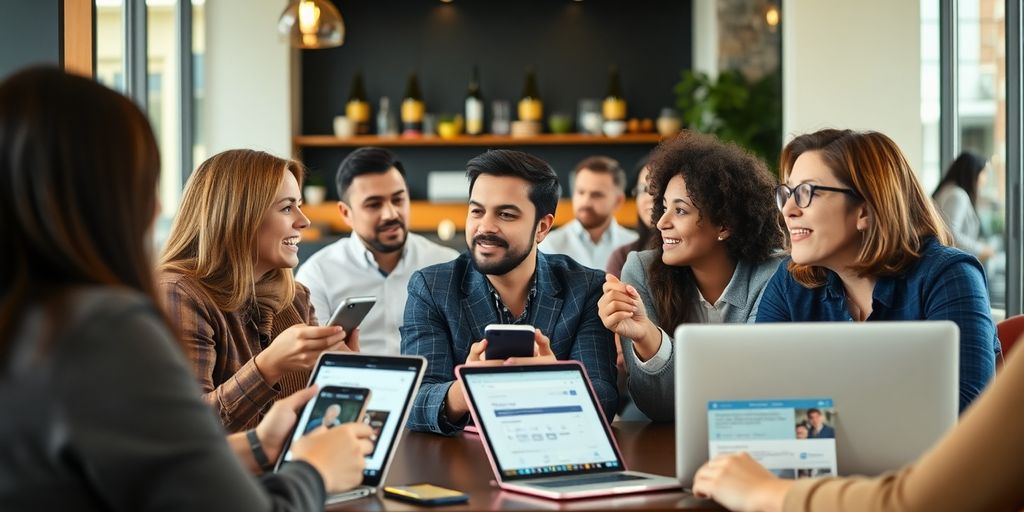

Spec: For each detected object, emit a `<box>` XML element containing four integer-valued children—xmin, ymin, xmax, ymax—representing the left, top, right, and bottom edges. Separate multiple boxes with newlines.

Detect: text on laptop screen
<box><xmin>285</xmin><ymin>357</ymin><xmax>418</xmax><ymax>481</ymax></box>
<box><xmin>462</xmin><ymin>368</ymin><xmax>621</xmax><ymax>480</ymax></box>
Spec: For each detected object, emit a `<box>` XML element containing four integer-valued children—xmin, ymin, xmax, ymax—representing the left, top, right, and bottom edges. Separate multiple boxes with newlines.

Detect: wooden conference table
<box><xmin>330</xmin><ymin>422</ymin><xmax>721</xmax><ymax>511</ymax></box>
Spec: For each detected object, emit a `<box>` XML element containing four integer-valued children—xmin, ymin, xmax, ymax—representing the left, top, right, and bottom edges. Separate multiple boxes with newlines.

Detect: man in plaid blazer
<box><xmin>400</xmin><ymin>150</ymin><xmax>618</xmax><ymax>435</ymax></box>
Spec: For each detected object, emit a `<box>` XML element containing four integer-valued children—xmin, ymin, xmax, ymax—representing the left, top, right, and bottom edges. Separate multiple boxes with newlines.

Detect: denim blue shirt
<box><xmin>756</xmin><ymin>237</ymin><xmax>999</xmax><ymax>413</ymax></box>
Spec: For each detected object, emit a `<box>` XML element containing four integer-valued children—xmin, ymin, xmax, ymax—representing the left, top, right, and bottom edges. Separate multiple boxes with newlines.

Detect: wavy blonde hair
<box><xmin>781</xmin><ymin>129</ymin><xmax>952</xmax><ymax>288</ymax></box>
<box><xmin>160</xmin><ymin>149</ymin><xmax>303</xmax><ymax>313</ymax></box>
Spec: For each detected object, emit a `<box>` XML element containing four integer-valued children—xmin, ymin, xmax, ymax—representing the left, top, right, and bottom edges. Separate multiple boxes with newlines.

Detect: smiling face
<box><xmin>341</xmin><ymin>167</ymin><xmax>409</xmax><ymax>254</ymax></box>
<box><xmin>466</xmin><ymin>174</ymin><xmax>550</xmax><ymax>276</ymax></box>
<box><xmin>254</xmin><ymin>169</ymin><xmax>309</xmax><ymax>277</ymax></box>
<box><xmin>656</xmin><ymin>174</ymin><xmax>728</xmax><ymax>267</ymax></box>
<box><xmin>572</xmin><ymin>167</ymin><xmax>623</xmax><ymax>230</ymax></box>
<box><xmin>782</xmin><ymin>151</ymin><xmax>868</xmax><ymax>271</ymax></box>
<box><xmin>635</xmin><ymin>165</ymin><xmax>655</xmax><ymax>228</ymax></box>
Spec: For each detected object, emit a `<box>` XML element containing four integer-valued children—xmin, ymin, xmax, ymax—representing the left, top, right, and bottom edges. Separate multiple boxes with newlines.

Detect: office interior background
<box><xmin>1</xmin><ymin>0</ymin><xmax>1021</xmax><ymax>314</ymax></box>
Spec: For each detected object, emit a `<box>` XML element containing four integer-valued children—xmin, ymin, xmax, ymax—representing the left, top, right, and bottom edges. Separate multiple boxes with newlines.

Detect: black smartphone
<box><xmin>275</xmin><ymin>385</ymin><xmax>370</xmax><ymax>469</ymax></box>
<box><xmin>483</xmin><ymin>324</ymin><xmax>535</xmax><ymax>360</ymax></box>
<box><xmin>383</xmin><ymin>484</ymin><xmax>469</xmax><ymax>506</ymax></box>
<box><xmin>328</xmin><ymin>296</ymin><xmax>376</xmax><ymax>332</ymax></box>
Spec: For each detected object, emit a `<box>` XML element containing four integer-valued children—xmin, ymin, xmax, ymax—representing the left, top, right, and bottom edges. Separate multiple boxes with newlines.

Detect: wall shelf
<box><xmin>294</xmin><ymin>133</ymin><xmax>664</xmax><ymax>148</ymax></box>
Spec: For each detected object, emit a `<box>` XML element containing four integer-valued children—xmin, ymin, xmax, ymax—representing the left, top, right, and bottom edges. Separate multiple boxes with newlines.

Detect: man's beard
<box><xmin>576</xmin><ymin>207</ymin><xmax>610</xmax><ymax>230</ymax></box>
<box><xmin>367</xmin><ymin>219</ymin><xmax>407</xmax><ymax>254</ymax></box>
<box><xmin>470</xmin><ymin>234</ymin><xmax>532</xmax><ymax>276</ymax></box>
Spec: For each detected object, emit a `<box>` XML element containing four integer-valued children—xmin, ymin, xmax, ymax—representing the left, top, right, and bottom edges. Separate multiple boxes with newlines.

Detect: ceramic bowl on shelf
<box><xmin>602</xmin><ymin>120</ymin><xmax>627</xmax><ymax>138</ymax></box>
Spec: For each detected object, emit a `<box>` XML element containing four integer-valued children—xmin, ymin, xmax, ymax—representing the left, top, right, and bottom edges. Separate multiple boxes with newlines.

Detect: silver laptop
<box><xmin>276</xmin><ymin>353</ymin><xmax>426</xmax><ymax>504</ymax></box>
<box><xmin>674</xmin><ymin>321</ymin><xmax>959</xmax><ymax>487</ymax></box>
<box><xmin>457</xmin><ymin>361</ymin><xmax>680</xmax><ymax>500</ymax></box>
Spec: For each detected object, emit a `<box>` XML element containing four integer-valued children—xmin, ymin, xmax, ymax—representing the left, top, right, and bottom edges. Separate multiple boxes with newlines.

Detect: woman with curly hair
<box><xmin>598</xmin><ymin>131</ymin><xmax>785</xmax><ymax>421</ymax></box>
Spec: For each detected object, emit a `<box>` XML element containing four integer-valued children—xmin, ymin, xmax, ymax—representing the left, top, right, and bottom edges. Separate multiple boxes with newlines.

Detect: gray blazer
<box><xmin>620</xmin><ymin>250</ymin><xmax>784</xmax><ymax>421</ymax></box>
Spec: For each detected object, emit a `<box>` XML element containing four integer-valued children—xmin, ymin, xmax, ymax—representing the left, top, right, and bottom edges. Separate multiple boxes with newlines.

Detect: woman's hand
<box><xmin>692</xmin><ymin>452</ymin><xmax>793</xmax><ymax>512</ymax></box>
<box><xmin>598</xmin><ymin>274</ymin><xmax>661</xmax><ymax>359</ymax></box>
<box><xmin>290</xmin><ymin>422</ymin><xmax>376</xmax><ymax>494</ymax></box>
<box><xmin>254</xmin><ymin>324</ymin><xmax>349</xmax><ymax>383</ymax></box>
<box><xmin>255</xmin><ymin>385</ymin><xmax>318</xmax><ymax>465</ymax></box>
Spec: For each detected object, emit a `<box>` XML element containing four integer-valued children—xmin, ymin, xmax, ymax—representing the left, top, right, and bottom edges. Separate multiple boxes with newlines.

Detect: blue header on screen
<box><xmin>708</xmin><ymin>398</ymin><xmax>833</xmax><ymax>410</ymax></box>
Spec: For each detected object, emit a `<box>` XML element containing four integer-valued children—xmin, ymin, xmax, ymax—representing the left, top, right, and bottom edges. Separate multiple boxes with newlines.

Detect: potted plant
<box><xmin>303</xmin><ymin>173</ymin><xmax>328</xmax><ymax>206</ymax></box>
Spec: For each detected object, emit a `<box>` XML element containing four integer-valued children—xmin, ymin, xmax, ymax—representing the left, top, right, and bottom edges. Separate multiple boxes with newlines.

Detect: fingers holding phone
<box><xmin>255</xmin><ymin>324</ymin><xmax>349</xmax><ymax>383</ymax></box>
<box><xmin>505</xmin><ymin>328</ymin><xmax>557</xmax><ymax>365</ymax></box>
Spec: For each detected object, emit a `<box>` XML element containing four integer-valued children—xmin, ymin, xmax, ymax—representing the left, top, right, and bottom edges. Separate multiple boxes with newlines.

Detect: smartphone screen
<box><xmin>279</xmin><ymin>386</ymin><xmax>369</xmax><ymax>463</ymax></box>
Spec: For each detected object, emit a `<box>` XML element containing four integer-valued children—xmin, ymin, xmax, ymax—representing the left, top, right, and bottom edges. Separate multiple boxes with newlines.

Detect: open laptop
<box><xmin>674</xmin><ymin>321</ymin><xmax>959</xmax><ymax>487</ymax></box>
<box><xmin>277</xmin><ymin>352</ymin><xmax>426</xmax><ymax>504</ymax></box>
<box><xmin>457</xmin><ymin>361</ymin><xmax>680</xmax><ymax>500</ymax></box>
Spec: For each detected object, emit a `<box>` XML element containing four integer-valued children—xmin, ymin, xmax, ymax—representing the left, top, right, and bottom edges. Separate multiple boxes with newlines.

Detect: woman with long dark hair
<box><xmin>932</xmin><ymin>151</ymin><xmax>993</xmax><ymax>261</ymax></box>
<box><xmin>0</xmin><ymin>68</ymin><xmax>372</xmax><ymax>510</ymax></box>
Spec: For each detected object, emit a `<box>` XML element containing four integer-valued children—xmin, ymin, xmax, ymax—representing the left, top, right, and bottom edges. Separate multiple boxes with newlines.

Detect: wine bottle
<box><xmin>465</xmin><ymin>65</ymin><xmax>484</xmax><ymax>136</ymax></box>
<box><xmin>602</xmin><ymin>65</ymin><xmax>627</xmax><ymax>121</ymax></box>
<box><xmin>517</xmin><ymin>65</ymin><xmax>543</xmax><ymax>122</ymax></box>
<box><xmin>401</xmin><ymin>70</ymin><xmax>425</xmax><ymax>136</ymax></box>
<box><xmin>345</xmin><ymin>70</ymin><xmax>371</xmax><ymax>135</ymax></box>
<box><xmin>376</xmin><ymin>96</ymin><xmax>398</xmax><ymax>137</ymax></box>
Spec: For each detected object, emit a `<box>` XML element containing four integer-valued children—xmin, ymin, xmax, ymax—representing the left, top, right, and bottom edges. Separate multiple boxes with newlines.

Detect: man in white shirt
<box><xmin>296</xmin><ymin>147</ymin><xmax>459</xmax><ymax>355</ymax></box>
<box><xmin>539</xmin><ymin>155</ymin><xmax>637</xmax><ymax>269</ymax></box>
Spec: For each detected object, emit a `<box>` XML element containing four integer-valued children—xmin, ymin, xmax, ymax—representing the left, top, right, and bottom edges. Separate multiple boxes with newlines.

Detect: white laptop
<box><xmin>457</xmin><ymin>361</ymin><xmax>680</xmax><ymax>500</ymax></box>
<box><xmin>674</xmin><ymin>321</ymin><xmax>959</xmax><ymax>487</ymax></box>
<box><xmin>276</xmin><ymin>353</ymin><xmax>426</xmax><ymax>504</ymax></box>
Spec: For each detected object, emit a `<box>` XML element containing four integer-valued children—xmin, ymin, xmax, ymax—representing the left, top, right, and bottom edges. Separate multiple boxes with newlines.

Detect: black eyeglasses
<box><xmin>775</xmin><ymin>183</ymin><xmax>861</xmax><ymax>211</ymax></box>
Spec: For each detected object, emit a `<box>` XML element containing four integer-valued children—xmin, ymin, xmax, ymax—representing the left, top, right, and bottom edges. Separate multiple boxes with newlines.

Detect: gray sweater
<box><xmin>0</xmin><ymin>287</ymin><xmax>325</xmax><ymax>511</ymax></box>
<box><xmin>619</xmin><ymin>250</ymin><xmax>784</xmax><ymax>421</ymax></box>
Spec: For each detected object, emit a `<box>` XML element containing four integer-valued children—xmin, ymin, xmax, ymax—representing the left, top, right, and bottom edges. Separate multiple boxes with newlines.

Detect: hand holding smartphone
<box><xmin>328</xmin><ymin>296</ymin><xmax>376</xmax><ymax>332</ymax></box>
<box><xmin>483</xmin><ymin>324</ymin><xmax>535</xmax><ymax>360</ymax></box>
<box><xmin>276</xmin><ymin>385</ymin><xmax>371</xmax><ymax>468</ymax></box>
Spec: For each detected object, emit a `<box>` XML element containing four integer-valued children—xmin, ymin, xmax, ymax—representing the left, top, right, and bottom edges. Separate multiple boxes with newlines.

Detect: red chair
<box><xmin>995</xmin><ymin>314</ymin><xmax>1024</xmax><ymax>368</ymax></box>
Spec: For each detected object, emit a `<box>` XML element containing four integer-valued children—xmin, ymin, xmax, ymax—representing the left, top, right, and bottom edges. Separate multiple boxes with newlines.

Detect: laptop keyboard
<box><xmin>531</xmin><ymin>473</ymin><xmax>647</xmax><ymax>488</ymax></box>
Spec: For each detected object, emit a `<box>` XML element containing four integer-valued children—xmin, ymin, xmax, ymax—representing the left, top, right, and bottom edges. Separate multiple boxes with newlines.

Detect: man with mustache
<box><xmin>298</xmin><ymin>147</ymin><xmax>458</xmax><ymax>355</ymax></box>
<box><xmin>401</xmin><ymin>149</ymin><xmax>618</xmax><ymax>435</ymax></box>
<box><xmin>539</xmin><ymin>156</ymin><xmax>637</xmax><ymax>269</ymax></box>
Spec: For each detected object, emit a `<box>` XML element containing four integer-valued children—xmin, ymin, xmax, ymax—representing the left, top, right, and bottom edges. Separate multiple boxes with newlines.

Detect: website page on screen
<box><xmin>465</xmin><ymin>369</ymin><xmax>620</xmax><ymax>478</ymax></box>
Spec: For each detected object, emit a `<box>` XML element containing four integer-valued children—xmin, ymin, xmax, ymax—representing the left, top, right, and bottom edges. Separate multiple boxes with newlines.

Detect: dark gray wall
<box><xmin>299</xmin><ymin>0</ymin><xmax>692</xmax><ymax>200</ymax></box>
<box><xmin>0</xmin><ymin>0</ymin><xmax>62</xmax><ymax>79</ymax></box>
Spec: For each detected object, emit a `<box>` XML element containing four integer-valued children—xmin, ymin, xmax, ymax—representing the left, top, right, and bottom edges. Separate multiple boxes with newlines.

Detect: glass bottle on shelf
<box><xmin>465</xmin><ymin>65</ymin><xmax>484</xmax><ymax>136</ymax></box>
<box><xmin>602</xmin><ymin>65</ymin><xmax>627</xmax><ymax>121</ymax></box>
<box><xmin>517</xmin><ymin>65</ymin><xmax>543</xmax><ymax>123</ymax></box>
<box><xmin>345</xmin><ymin>70</ymin><xmax>371</xmax><ymax>135</ymax></box>
<box><xmin>376</xmin><ymin>96</ymin><xmax>398</xmax><ymax>137</ymax></box>
<box><xmin>401</xmin><ymin>70</ymin><xmax>425</xmax><ymax>137</ymax></box>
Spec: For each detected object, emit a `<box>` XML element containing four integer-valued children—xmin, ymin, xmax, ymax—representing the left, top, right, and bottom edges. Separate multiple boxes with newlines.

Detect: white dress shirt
<box><xmin>296</xmin><ymin>232</ymin><xmax>459</xmax><ymax>355</ymax></box>
<box><xmin>539</xmin><ymin>218</ymin><xmax>638</xmax><ymax>270</ymax></box>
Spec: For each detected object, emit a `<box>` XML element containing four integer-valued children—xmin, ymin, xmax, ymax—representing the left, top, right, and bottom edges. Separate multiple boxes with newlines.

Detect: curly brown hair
<box><xmin>645</xmin><ymin>131</ymin><xmax>784</xmax><ymax>328</ymax></box>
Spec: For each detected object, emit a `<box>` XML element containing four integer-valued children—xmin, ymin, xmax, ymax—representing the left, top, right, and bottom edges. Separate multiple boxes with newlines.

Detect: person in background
<box><xmin>606</xmin><ymin>156</ymin><xmax>658</xmax><ymax>278</ymax></box>
<box><xmin>692</xmin><ymin>347</ymin><xmax>1024</xmax><ymax>512</ymax></box>
<box><xmin>160</xmin><ymin>149</ymin><xmax>356</xmax><ymax>432</ymax></box>
<box><xmin>757</xmin><ymin>129</ymin><xmax>999</xmax><ymax>412</ymax></box>
<box><xmin>599</xmin><ymin>132</ymin><xmax>784</xmax><ymax>421</ymax></box>
<box><xmin>401</xmin><ymin>150</ymin><xmax>618</xmax><ymax>435</ymax></box>
<box><xmin>0</xmin><ymin>66</ymin><xmax>374</xmax><ymax>510</ymax></box>
<box><xmin>539</xmin><ymin>155</ymin><xmax>637</xmax><ymax>269</ymax></box>
<box><xmin>296</xmin><ymin>147</ymin><xmax>457</xmax><ymax>355</ymax></box>
<box><xmin>932</xmin><ymin>151</ymin><xmax>994</xmax><ymax>262</ymax></box>
<box><xmin>805</xmin><ymin>409</ymin><xmax>834</xmax><ymax>439</ymax></box>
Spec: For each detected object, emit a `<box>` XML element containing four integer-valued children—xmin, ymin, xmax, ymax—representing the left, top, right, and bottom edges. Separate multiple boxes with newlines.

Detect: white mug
<box><xmin>333</xmin><ymin>116</ymin><xmax>353</xmax><ymax>138</ymax></box>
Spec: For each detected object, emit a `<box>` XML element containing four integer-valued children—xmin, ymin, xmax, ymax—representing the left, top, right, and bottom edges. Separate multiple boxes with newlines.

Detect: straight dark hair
<box><xmin>0</xmin><ymin>67</ymin><xmax>160</xmax><ymax>363</ymax></box>
<box><xmin>466</xmin><ymin>149</ymin><xmax>561</xmax><ymax>223</ymax></box>
<box><xmin>335</xmin><ymin>146</ymin><xmax>407</xmax><ymax>201</ymax></box>
<box><xmin>933</xmin><ymin>151</ymin><xmax>986</xmax><ymax>206</ymax></box>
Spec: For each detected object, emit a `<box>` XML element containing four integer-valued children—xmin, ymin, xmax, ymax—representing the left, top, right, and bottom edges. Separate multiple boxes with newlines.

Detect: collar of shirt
<box><xmin>822</xmin><ymin>268</ymin><xmax>896</xmax><ymax>310</ymax></box>
<box><xmin>346</xmin><ymin>231</ymin><xmax>410</xmax><ymax>277</ymax></box>
<box><xmin>484</xmin><ymin>272</ymin><xmax>538</xmax><ymax>324</ymax></box>
<box><xmin>567</xmin><ymin>218</ymin><xmax>620</xmax><ymax>248</ymax></box>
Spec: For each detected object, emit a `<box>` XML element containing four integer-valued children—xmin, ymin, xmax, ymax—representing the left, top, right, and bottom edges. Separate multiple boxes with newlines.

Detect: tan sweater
<box><xmin>159</xmin><ymin>272</ymin><xmax>315</xmax><ymax>433</ymax></box>
<box><xmin>784</xmin><ymin>346</ymin><xmax>1024</xmax><ymax>512</ymax></box>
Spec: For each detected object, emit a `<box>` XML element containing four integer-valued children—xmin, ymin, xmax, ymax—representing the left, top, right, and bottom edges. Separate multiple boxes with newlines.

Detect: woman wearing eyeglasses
<box><xmin>757</xmin><ymin>129</ymin><xmax>999</xmax><ymax>412</ymax></box>
<box><xmin>598</xmin><ymin>131</ymin><xmax>785</xmax><ymax>421</ymax></box>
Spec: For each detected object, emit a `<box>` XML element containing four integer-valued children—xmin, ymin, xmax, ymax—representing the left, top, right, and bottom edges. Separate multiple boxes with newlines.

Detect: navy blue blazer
<box><xmin>400</xmin><ymin>251</ymin><xmax>618</xmax><ymax>435</ymax></box>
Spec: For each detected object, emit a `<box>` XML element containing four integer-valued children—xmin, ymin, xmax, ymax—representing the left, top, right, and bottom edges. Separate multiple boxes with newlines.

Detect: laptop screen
<box><xmin>460</xmin><ymin>364</ymin><xmax>624</xmax><ymax>482</ymax></box>
<box><xmin>280</xmin><ymin>354</ymin><xmax>424</xmax><ymax>487</ymax></box>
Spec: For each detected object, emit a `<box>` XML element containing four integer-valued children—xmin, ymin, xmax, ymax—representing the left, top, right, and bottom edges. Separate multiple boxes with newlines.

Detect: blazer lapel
<box><xmin>531</xmin><ymin>253</ymin><xmax>564</xmax><ymax>343</ymax></box>
<box><xmin>461</xmin><ymin>266</ymin><xmax>498</xmax><ymax>343</ymax></box>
